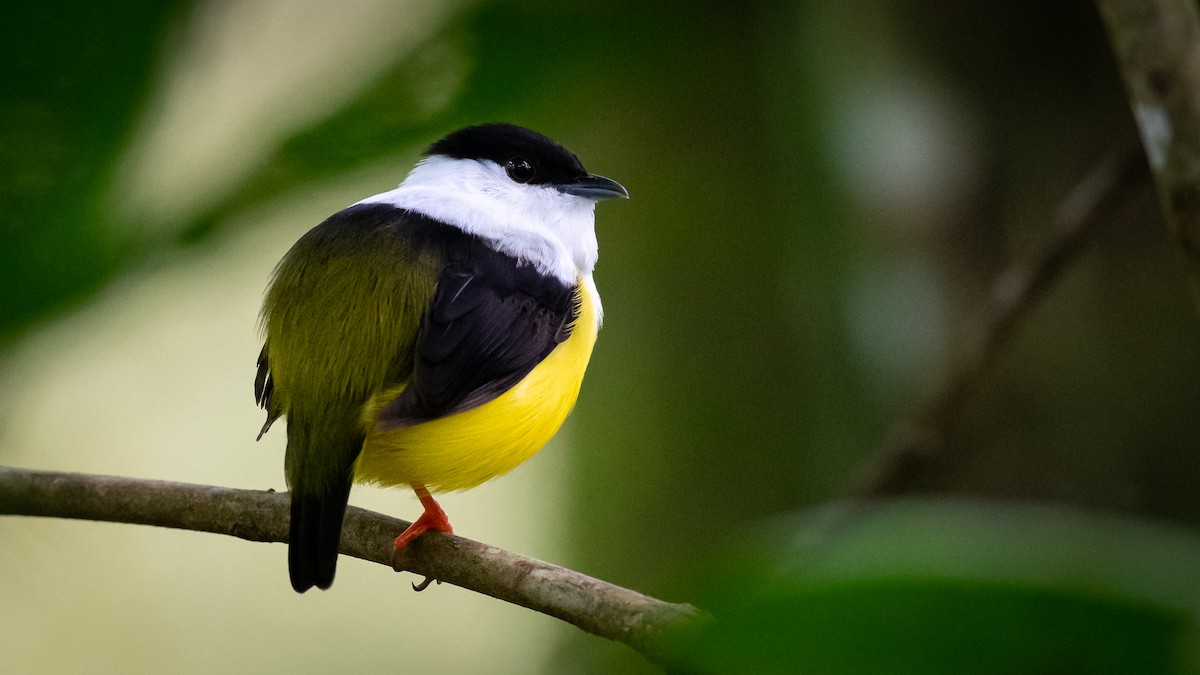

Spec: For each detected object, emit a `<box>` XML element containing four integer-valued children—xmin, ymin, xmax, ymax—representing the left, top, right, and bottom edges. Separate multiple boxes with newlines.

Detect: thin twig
<box><xmin>854</xmin><ymin>147</ymin><xmax>1148</xmax><ymax>498</ymax></box>
<box><xmin>1098</xmin><ymin>0</ymin><xmax>1200</xmax><ymax>312</ymax></box>
<box><xmin>0</xmin><ymin>466</ymin><xmax>708</xmax><ymax>668</ymax></box>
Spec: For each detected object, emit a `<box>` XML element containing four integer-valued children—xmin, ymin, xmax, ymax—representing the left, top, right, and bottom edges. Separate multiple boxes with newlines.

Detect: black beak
<box><xmin>556</xmin><ymin>174</ymin><xmax>629</xmax><ymax>200</ymax></box>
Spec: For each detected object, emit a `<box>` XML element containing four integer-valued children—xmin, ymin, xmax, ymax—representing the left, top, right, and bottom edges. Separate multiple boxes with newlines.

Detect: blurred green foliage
<box><xmin>694</xmin><ymin>581</ymin><xmax>1184</xmax><ymax>674</ymax></box>
<box><xmin>681</xmin><ymin>500</ymin><xmax>1200</xmax><ymax>673</ymax></box>
<box><xmin>0</xmin><ymin>2</ymin><xmax>188</xmax><ymax>343</ymax></box>
<box><xmin>6</xmin><ymin>0</ymin><xmax>1200</xmax><ymax>673</ymax></box>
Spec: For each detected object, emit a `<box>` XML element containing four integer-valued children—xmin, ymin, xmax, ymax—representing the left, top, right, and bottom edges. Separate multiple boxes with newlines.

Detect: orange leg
<box><xmin>394</xmin><ymin>484</ymin><xmax>454</xmax><ymax>553</ymax></box>
<box><xmin>394</xmin><ymin>484</ymin><xmax>453</xmax><ymax>591</ymax></box>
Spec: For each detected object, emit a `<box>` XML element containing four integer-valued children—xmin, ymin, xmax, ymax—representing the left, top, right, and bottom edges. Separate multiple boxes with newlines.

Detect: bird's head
<box><xmin>360</xmin><ymin>123</ymin><xmax>627</xmax><ymax>282</ymax></box>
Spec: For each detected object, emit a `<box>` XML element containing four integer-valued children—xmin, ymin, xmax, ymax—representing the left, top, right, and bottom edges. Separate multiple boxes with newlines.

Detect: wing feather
<box><xmin>378</xmin><ymin>242</ymin><xmax>578</xmax><ymax>427</ymax></box>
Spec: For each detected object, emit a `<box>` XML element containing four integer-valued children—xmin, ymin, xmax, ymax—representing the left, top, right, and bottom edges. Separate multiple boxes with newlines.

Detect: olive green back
<box><xmin>261</xmin><ymin>215</ymin><xmax>441</xmax><ymax>495</ymax></box>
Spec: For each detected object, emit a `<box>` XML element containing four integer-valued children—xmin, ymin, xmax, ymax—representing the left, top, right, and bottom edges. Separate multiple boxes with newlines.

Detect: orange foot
<box><xmin>393</xmin><ymin>484</ymin><xmax>453</xmax><ymax>590</ymax></box>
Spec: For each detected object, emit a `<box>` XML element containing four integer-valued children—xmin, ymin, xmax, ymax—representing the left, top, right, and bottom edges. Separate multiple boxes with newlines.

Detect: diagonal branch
<box><xmin>854</xmin><ymin>147</ymin><xmax>1148</xmax><ymax>497</ymax></box>
<box><xmin>0</xmin><ymin>466</ymin><xmax>707</xmax><ymax>667</ymax></box>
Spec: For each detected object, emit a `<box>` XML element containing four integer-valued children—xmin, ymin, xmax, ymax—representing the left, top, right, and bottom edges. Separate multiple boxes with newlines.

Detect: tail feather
<box><xmin>288</xmin><ymin>479</ymin><xmax>353</xmax><ymax>593</ymax></box>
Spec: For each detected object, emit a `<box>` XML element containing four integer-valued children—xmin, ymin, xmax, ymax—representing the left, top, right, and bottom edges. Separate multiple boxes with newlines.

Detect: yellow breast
<box><xmin>354</xmin><ymin>278</ymin><xmax>599</xmax><ymax>492</ymax></box>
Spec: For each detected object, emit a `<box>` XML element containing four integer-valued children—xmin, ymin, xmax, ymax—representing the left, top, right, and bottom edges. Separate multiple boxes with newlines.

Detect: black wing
<box><xmin>254</xmin><ymin>344</ymin><xmax>281</xmax><ymax>440</ymax></box>
<box><xmin>378</xmin><ymin>242</ymin><xmax>579</xmax><ymax>427</ymax></box>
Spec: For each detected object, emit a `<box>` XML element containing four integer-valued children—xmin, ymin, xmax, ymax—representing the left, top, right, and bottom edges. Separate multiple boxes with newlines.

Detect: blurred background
<box><xmin>3</xmin><ymin>1</ymin><xmax>1200</xmax><ymax>673</ymax></box>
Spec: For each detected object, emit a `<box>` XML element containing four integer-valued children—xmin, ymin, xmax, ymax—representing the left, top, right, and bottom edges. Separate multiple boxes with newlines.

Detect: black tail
<box><xmin>288</xmin><ymin>479</ymin><xmax>353</xmax><ymax>592</ymax></box>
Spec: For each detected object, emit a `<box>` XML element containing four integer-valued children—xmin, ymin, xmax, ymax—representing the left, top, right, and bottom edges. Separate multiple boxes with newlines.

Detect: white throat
<box><xmin>355</xmin><ymin>155</ymin><xmax>600</xmax><ymax>285</ymax></box>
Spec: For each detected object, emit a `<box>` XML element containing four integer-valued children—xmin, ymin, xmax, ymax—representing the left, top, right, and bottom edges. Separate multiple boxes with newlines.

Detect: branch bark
<box><xmin>0</xmin><ymin>466</ymin><xmax>707</xmax><ymax>667</ymax></box>
<box><xmin>1098</xmin><ymin>0</ymin><xmax>1200</xmax><ymax>312</ymax></box>
<box><xmin>854</xmin><ymin>0</ymin><xmax>1200</xmax><ymax>502</ymax></box>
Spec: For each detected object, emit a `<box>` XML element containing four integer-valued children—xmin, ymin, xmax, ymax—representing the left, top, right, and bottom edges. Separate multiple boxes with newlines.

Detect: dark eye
<box><xmin>504</xmin><ymin>157</ymin><xmax>535</xmax><ymax>183</ymax></box>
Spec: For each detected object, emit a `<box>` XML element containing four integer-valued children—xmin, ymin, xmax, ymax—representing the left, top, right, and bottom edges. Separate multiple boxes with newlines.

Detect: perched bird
<box><xmin>255</xmin><ymin>123</ymin><xmax>627</xmax><ymax>592</ymax></box>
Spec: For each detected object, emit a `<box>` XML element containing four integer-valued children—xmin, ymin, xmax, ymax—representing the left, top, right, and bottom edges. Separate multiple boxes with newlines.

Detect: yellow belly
<box><xmin>354</xmin><ymin>279</ymin><xmax>598</xmax><ymax>493</ymax></box>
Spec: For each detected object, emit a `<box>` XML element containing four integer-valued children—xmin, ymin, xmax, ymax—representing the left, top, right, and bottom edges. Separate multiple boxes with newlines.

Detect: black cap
<box><xmin>426</xmin><ymin>123</ymin><xmax>590</xmax><ymax>187</ymax></box>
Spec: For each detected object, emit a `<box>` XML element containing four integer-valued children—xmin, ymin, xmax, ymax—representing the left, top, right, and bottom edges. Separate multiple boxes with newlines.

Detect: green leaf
<box><xmin>680</xmin><ymin>499</ymin><xmax>1200</xmax><ymax>674</ymax></box>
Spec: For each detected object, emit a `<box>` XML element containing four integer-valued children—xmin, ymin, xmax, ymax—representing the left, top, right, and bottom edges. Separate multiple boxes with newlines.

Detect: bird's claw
<box><xmin>412</xmin><ymin>576</ymin><xmax>442</xmax><ymax>592</ymax></box>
